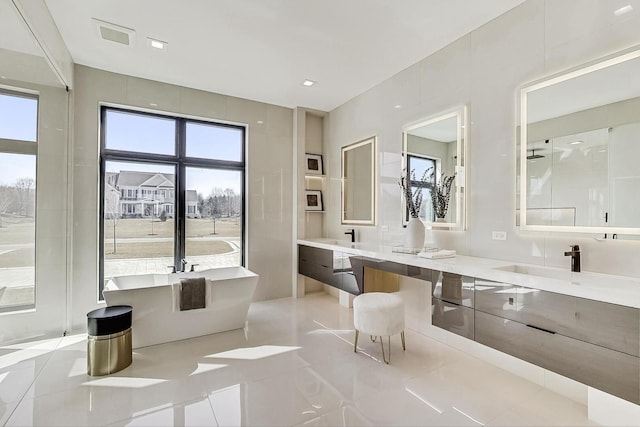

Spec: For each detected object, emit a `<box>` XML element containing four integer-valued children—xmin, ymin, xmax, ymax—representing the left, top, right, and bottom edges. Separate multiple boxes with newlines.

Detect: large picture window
<box><xmin>0</xmin><ymin>91</ymin><xmax>38</xmax><ymax>312</ymax></box>
<box><xmin>100</xmin><ymin>107</ymin><xmax>245</xmax><ymax>298</ymax></box>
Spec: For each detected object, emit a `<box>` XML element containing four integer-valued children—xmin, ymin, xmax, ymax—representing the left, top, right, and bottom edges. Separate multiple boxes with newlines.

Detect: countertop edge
<box><xmin>297</xmin><ymin>239</ymin><xmax>640</xmax><ymax>309</ymax></box>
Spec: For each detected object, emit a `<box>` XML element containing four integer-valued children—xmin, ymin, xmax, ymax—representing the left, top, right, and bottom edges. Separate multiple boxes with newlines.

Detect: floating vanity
<box><xmin>297</xmin><ymin>238</ymin><xmax>640</xmax><ymax>406</ymax></box>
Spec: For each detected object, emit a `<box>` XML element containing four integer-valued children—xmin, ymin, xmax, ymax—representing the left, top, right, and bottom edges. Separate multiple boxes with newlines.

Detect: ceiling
<box><xmin>0</xmin><ymin>1</ymin><xmax>62</xmax><ymax>87</ymax></box>
<box><xmin>45</xmin><ymin>0</ymin><xmax>525</xmax><ymax>111</ymax></box>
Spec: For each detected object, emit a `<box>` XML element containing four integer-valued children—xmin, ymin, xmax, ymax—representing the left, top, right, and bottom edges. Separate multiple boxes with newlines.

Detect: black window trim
<box><xmin>405</xmin><ymin>153</ymin><xmax>437</xmax><ymax>223</ymax></box>
<box><xmin>99</xmin><ymin>106</ymin><xmax>246</xmax><ymax>301</ymax></box>
<box><xmin>0</xmin><ymin>88</ymin><xmax>39</xmax><ymax>313</ymax></box>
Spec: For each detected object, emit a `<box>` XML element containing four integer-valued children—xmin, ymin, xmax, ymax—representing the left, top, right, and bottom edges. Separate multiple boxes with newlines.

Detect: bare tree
<box><xmin>0</xmin><ymin>185</ymin><xmax>14</xmax><ymax>228</ymax></box>
<box><xmin>224</xmin><ymin>188</ymin><xmax>235</xmax><ymax>217</ymax></box>
<box><xmin>14</xmin><ymin>177</ymin><xmax>34</xmax><ymax>217</ymax></box>
<box><xmin>207</xmin><ymin>188</ymin><xmax>224</xmax><ymax>234</ymax></box>
<box><xmin>104</xmin><ymin>185</ymin><xmax>121</xmax><ymax>253</ymax></box>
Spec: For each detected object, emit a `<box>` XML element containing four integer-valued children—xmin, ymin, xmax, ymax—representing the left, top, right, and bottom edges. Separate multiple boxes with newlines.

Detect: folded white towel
<box><xmin>418</xmin><ymin>249</ymin><xmax>456</xmax><ymax>259</ymax></box>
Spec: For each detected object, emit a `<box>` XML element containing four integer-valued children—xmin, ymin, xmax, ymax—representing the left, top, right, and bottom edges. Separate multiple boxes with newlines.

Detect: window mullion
<box><xmin>175</xmin><ymin>119</ymin><xmax>186</xmax><ymax>270</ymax></box>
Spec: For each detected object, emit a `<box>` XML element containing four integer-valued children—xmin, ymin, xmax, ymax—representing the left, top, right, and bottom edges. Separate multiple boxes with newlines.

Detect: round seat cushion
<box><xmin>353</xmin><ymin>292</ymin><xmax>405</xmax><ymax>337</ymax></box>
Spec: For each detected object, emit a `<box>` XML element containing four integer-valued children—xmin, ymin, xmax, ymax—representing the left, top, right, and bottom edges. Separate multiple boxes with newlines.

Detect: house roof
<box><xmin>186</xmin><ymin>190</ymin><xmax>198</xmax><ymax>203</ymax></box>
<box><xmin>116</xmin><ymin>171</ymin><xmax>175</xmax><ymax>188</ymax></box>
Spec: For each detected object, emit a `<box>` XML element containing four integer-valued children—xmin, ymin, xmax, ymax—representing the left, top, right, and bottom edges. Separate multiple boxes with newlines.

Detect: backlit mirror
<box><xmin>342</xmin><ymin>136</ymin><xmax>376</xmax><ymax>225</ymax></box>
<box><xmin>520</xmin><ymin>47</ymin><xmax>640</xmax><ymax>235</ymax></box>
<box><xmin>402</xmin><ymin>107</ymin><xmax>467</xmax><ymax>229</ymax></box>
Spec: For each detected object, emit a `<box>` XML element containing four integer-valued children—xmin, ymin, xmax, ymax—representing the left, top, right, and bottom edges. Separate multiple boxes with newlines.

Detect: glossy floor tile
<box><xmin>0</xmin><ymin>293</ymin><xmax>599</xmax><ymax>426</ymax></box>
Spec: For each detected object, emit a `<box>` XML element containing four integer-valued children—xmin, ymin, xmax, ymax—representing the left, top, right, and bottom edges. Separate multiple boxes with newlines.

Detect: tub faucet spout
<box><xmin>181</xmin><ymin>258</ymin><xmax>188</xmax><ymax>272</ymax></box>
<box><xmin>564</xmin><ymin>245</ymin><xmax>581</xmax><ymax>272</ymax></box>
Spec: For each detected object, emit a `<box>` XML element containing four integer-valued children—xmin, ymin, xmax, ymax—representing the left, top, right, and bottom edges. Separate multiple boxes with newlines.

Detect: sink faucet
<box><xmin>344</xmin><ymin>228</ymin><xmax>355</xmax><ymax>243</ymax></box>
<box><xmin>564</xmin><ymin>245</ymin><xmax>581</xmax><ymax>272</ymax></box>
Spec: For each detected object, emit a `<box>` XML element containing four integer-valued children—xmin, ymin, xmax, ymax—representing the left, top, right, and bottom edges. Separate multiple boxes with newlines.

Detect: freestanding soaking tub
<box><xmin>103</xmin><ymin>267</ymin><xmax>258</xmax><ymax>348</ymax></box>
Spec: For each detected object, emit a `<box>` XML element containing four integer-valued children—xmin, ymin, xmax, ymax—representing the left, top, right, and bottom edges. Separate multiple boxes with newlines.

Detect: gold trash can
<box><xmin>87</xmin><ymin>305</ymin><xmax>133</xmax><ymax>376</ymax></box>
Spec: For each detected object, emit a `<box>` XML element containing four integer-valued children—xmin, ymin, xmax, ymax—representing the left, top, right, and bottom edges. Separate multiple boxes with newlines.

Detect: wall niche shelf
<box><xmin>295</xmin><ymin>108</ymin><xmax>329</xmax><ymax>297</ymax></box>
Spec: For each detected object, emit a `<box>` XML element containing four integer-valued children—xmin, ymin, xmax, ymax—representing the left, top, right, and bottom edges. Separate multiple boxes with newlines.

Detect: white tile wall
<box><xmin>324</xmin><ymin>0</ymin><xmax>640</xmax><ymax>277</ymax></box>
<box><xmin>71</xmin><ymin>65</ymin><xmax>294</xmax><ymax>330</ymax></box>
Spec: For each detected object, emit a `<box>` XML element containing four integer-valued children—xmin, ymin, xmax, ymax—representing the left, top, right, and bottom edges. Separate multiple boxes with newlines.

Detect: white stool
<box><xmin>353</xmin><ymin>292</ymin><xmax>406</xmax><ymax>364</ymax></box>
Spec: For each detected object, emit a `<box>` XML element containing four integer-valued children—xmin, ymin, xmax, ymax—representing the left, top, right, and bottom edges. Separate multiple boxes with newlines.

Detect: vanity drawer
<box><xmin>516</xmin><ymin>288</ymin><xmax>640</xmax><ymax>356</ymax></box>
<box><xmin>432</xmin><ymin>272</ymin><xmax>475</xmax><ymax>308</ymax></box>
<box><xmin>514</xmin><ymin>287</ymin><xmax>577</xmax><ymax>336</ymax></box>
<box><xmin>572</xmin><ymin>298</ymin><xmax>639</xmax><ymax>357</ymax></box>
<box><xmin>474</xmin><ymin>278</ymin><xmax>518</xmax><ymax>317</ymax></box>
<box><xmin>298</xmin><ymin>245</ymin><xmax>333</xmax><ymax>267</ymax></box>
<box><xmin>298</xmin><ymin>259</ymin><xmax>338</xmax><ymax>287</ymax></box>
<box><xmin>432</xmin><ymin>298</ymin><xmax>474</xmax><ymax>340</ymax></box>
<box><xmin>475</xmin><ymin>311</ymin><xmax>640</xmax><ymax>404</ymax></box>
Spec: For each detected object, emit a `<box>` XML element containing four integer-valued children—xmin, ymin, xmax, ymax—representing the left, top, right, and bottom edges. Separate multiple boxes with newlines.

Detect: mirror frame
<box><xmin>402</xmin><ymin>106</ymin><xmax>467</xmax><ymax>229</ymax></box>
<box><xmin>519</xmin><ymin>46</ymin><xmax>640</xmax><ymax>235</ymax></box>
<box><xmin>341</xmin><ymin>136</ymin><xmax>377</xmax><ymax>225</ymax></box>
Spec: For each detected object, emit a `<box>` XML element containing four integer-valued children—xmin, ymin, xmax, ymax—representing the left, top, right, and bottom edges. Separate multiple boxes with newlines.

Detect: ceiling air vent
<box><xmin>93</xmin><ymin>18</ymin><xmax>136</xmax><ymax>46</ymax></box>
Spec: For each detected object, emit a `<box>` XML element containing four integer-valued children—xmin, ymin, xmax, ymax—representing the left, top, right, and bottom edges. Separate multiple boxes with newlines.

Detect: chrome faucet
<box><xmin>564</xmin><ymin>245</ymin><xmax>581</xmax><ymax>272</ymax></box>
<box><xmin>345</xmin><ymin>228</ymin><xmax>355</xmax><ymax>243</ymax></box>
<box><xmin>181</xmin><ymin>258</ymin><xmax>188</xmax><ymax>272</ymax></box>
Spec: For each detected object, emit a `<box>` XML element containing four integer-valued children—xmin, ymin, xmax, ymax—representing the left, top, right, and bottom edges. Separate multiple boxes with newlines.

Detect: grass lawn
<box><xmin>105</xmin><ymin>217</ymin><xmax>240</xmax><ymax>239</ymax></box>
<box><xmin>0</xmin><ymin>216</ymin><xmax>240</xmax><ymax>245</ymax></box>
<box><xmin>0</xmin><ymin>248</ymin><xmax>34</xmax><ymax>268</ymax></box>
<box><xmin>0</xmin><ymin>219</ymin><xmax>35</xmax><ymax>245</ymax></box>
<box><xmin>105</xmin><ymin>239</ymin><xmax>233</xmax><ymax>259</ymax></box>
<box><xmin>0</xmin><ymin>215</ymin><xmax>239</xmax><ymax>266</ymax></box>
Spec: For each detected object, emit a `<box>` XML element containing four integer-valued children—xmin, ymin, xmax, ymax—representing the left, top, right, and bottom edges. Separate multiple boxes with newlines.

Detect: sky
<box><xmin>0</xmin><ymin>96</ymin><xmax>242</xmax><ymax>193</ymax></box>
<box><xmin>105</xmin><ymin>110</ymin><xmax>243</xmax><ymax>195</ymax></box>
<box><xmin>0</xmin><ymin>94</ymin><xmax>37</xmax><ymax>185</ymax></box>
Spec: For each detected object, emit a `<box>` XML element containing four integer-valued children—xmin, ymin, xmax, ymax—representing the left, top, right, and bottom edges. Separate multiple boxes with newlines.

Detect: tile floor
<box><xmin>0</xmin><ymin>293</ymin><xmax>598</xmax><ymax>426</ymax></box>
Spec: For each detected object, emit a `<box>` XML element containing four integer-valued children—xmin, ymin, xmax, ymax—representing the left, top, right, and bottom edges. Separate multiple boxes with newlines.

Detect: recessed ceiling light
<box><xmin>257</xmin><ymin>120</ymin><xmax>264</xmax><ymax>124</ymax></box>
<box><xmin>569</xmin><ymin>140</ymin><xmax>583</xmax><ymax>145</ymax></box>
<box><xmin>394</xmin><ymin>104</ymin><xmax>402</xmax><ymax>109</ymax></box>
<box><xmin>147</xmin><ymin>38</ymin><xmax>167</xmax><ymax>50</ymax></box>
<box><xmin>302</xmin><ymin>79</ymin><xmax>316</xmax><ymax>87</ymax></box>
<box><xmin>614</xmin><ymin>4</ymin><xmax>633</xmax><ymax>15</ymax></box>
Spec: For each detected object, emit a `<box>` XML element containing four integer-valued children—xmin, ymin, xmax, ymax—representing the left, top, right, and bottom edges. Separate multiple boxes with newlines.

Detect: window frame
<box><xmin>405</xmin><ymin>153</ymin><xmax>437</xmax><ymax>223</ymax></box>
<box><xmin>0</xmin><ymin>88</ymin><xmax>39</xmax><ymax>313</ymax></box>
<box><xmin>99</xmin><ymin>106</ymin><xmax>246</xmax><ymax>300</ymax></box>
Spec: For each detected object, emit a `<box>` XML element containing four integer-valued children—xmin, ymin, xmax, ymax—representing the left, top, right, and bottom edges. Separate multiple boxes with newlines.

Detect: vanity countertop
<box><xmin>298</xmin><ymin>238</ymin><xmax>640</xmax><ymax>309</ymax></box>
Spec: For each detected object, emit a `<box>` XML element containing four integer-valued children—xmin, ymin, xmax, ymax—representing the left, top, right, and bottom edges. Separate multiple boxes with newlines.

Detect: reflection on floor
<box><xmin>0</xmin><ymin>293</ymin><xmax>598</xmax><ymax>426</ymax></box>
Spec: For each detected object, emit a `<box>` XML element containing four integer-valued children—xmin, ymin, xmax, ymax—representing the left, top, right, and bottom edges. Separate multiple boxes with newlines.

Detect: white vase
<box><xmin>406</xmin><ymin>217</ymin><xmax>425</xmax><ymax>250</ymax></box>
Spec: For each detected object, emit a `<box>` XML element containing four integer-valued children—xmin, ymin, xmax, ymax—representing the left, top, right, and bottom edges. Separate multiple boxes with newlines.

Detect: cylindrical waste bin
<box><xmin>87</xmin><ymin>305</ymin><xmax>133</xmax><ymax>376</ymax></box>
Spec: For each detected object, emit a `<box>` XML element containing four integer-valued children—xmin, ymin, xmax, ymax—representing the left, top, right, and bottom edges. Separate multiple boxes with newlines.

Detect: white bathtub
<box><xmin>103</xmin><ymin>267</ymin><xmax>258</xmax><ymax>348</ymax></box>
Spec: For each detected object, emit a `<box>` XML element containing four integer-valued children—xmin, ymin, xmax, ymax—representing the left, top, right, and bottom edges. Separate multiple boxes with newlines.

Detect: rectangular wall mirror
<box><xmin>342</xmin><ymin>136</ymin><xmax>376</xmax><ymax>225</ymax></box>
<box><xmin>402</xmin><ymin>107</ymin><xmax>467</xmax><ymax>229</ymax></box>
<box><xmin>520</xmin><ymin>46</ymin><xmax>640</xmax><ymax>235</ymax></box>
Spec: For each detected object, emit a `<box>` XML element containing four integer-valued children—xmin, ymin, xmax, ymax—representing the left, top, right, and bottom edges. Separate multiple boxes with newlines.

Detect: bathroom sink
<box><xmin>333</xmin><ymin>240</ymin><xmax>364</xmax><ymax>249</ymax></box>
<box><xmin>493</xmin><ymin>264</ymin><xmax>573</xmax><ymax>281</ymax></box>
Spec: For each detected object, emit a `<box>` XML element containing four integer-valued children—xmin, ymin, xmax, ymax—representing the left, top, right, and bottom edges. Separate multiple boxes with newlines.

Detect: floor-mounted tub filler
<box><xmin>103</xmin><ymin>267</ymin><xmax>259</xmax><ymax>348</ymax></box>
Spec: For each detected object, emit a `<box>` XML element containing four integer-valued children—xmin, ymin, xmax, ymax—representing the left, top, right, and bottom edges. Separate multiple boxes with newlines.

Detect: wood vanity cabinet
<box><xmin>474</xmin><ymin>278</ymin><xmax>640</xmax><ymax>404</ymax></box>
